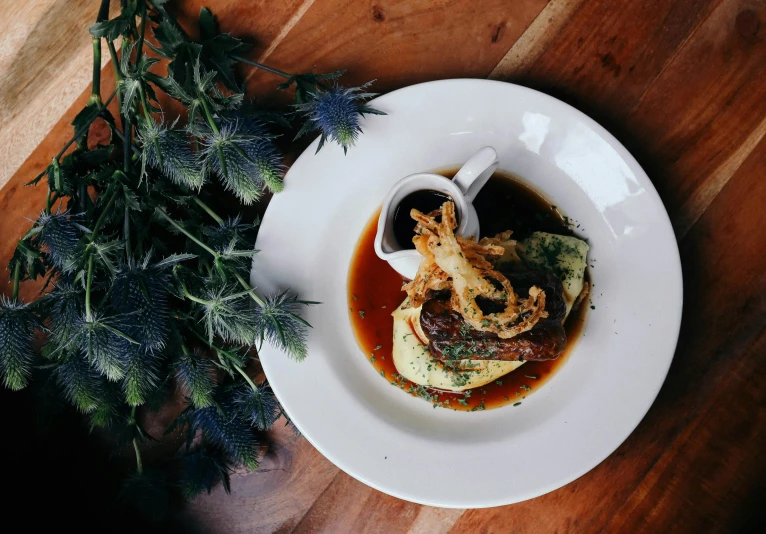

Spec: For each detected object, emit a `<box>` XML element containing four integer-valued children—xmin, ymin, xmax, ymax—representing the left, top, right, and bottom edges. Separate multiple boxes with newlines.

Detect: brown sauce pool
<box><xmin>348</xmin><ymin>170</ymin><xmax>588</xmax><ymax>411</ymax></box>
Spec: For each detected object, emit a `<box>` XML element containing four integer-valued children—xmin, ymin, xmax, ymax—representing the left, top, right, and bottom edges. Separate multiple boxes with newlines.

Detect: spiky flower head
<box><xmin>110</xmin><ymin>255</ymin><xmax>172</xmax><ymax>352</ymax></box>
<box><xmin>35</xmin><ymin>210</ymin><xmax>87</xmax><ymax>272</ymax></box>
<box><xmin>137</xmin><ymin>117</ymin><xmax>204</xmax><ymax>189</ymax></box>
<box><xmin>234</xmin><ymin>383</ymin><xmax>281</xmax><ymax>431</ymax></box>
<box><xmin>0</xmin><ymin>297</ymin><xmax>37</xmax><ymax>390</ymax></box>
<box><xmin>174</xmin><ymin>349</ymin><xmax>216</xmax><ymax>409</ymax></box>
<box><xmin>55</xmin><ymin>353</ymin><xmax>105</xmax><ymax>413</ymax></box>
<box><xmin>178</xmin><ymin>448</ymin><xmax>231</xmax><ymax>498</ymax></box>
<box><xmin>187</xmin><ymin>401</ymin><xmax>260</xmax><ymax>469</ymax></box>
<box><xmin>253</xmin><ymin>291</ymin><xmax>315</xmax><ymax>361</ymax></box>
<box><xmin>200</xmin><ymin>118</ymin><xmax>284</xmax><ymax>204</ymax></box>
<box><xmin>192</xmin><ymin>283</ymin><xmax>258</xmax><ymax>346</ymax></box>
<box><xmin>295</xmin><ymin>82</ymin><xmax>384</xmax><ymax>154</ymax></box>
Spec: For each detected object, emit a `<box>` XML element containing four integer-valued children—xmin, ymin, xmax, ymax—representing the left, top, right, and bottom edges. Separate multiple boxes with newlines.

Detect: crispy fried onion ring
<box><xmin>402</xmin><ymin>201</ymin><xmax>547</xmax><ymax>339</ymax></box>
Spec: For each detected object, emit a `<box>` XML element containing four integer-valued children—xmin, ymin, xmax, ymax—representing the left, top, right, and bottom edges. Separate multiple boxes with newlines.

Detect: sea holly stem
<box><xmin>135</xmin><ymin>3</ymin><xmax>147</xmax><ymax>60</ymax></box>
<box><xmin>85</xmin><ymin>186</ymin><xmax>119</xmax><ymax>320</ymax></box>
<box><xmin>11</xmin><ymin>261</ymin><xmax>20</xmax><ymax>302</ymax></box>
<box><xmin>156</xmin><ymin>209</ymin><xmax>218</xmax><ymax>257</ymax></box>
<box><xmin>85</xmin><ymin>254</ymin><xmax>95</xmax><ymax>321</ymax></box>
<box><xmin>90</xmin><ymin>0</ymin><xmax>110</xmax><ymax>102</ymax></box>
<box><xmin>199</xmin><ymin>97</ymin><xmax>229</xmax><ymax>180</ymax></box>
<box><xmin>231</xmin><ymin>270</ymin><xmax>266</xmax><ymax>308</ymax></box>
<box><xmin>130</xmin><ymin>406</ymin><xmax>144</xmax><ymax>475</ymax></box>
<box><xmin>232</xmin><ymin>56</ymin><xmax>291</xmax><ymax>79</ymax></box>
<box><xmin>192</xmin><ymin>197</ymin><xmax>224</xmax><ymax>225</ymax></box>
<box><xmin>138</xmin><ymin>83</ymin><xmax>163</xmax><ymax>168</ymax></box>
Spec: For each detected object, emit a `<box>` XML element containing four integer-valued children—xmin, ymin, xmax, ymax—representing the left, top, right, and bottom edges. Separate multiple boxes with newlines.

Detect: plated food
<box><xmin>253</xmin><ymin>79</ymin><xmax>682</xmax><ymax>507</ymax></box>
<box><xmin>349</xmin><ymin>171</ymin><xmax>590</xmax><ymax>410</ymax></box>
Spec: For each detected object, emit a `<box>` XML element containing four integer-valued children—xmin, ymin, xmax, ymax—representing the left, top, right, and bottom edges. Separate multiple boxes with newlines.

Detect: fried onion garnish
<box><xmin>404</xmin><ymin>201</ymin><xmax>547</xmax><ymax>339</ymax></box>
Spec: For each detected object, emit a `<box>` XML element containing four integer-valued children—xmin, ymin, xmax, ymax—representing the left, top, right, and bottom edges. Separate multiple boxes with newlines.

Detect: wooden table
<box><xmin>1</xmin><ymin>1</ymin><xmax>765</xmax><ymax>532</ymax></box>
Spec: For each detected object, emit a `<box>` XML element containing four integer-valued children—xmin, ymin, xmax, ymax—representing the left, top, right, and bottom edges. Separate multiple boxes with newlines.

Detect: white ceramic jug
<box><xmin>374</xmin><ymin>146</ymin><xmax>499</xmax><ymax>279</ymax></box>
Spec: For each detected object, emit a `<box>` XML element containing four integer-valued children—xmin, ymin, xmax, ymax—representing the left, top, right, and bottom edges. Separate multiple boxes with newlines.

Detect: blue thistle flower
<box><xmin>137</xmin><ymin>117</ymin><xmax>204</xmax><ymax>190</ymax></box>
<box><xmin>55</xmin><ymin>352</ymin><xmax>106</xmax><ymax>413</ymax></box>
<box><xmin>200</xmin><ymin>118</ymin><xmax>284</xmax><ymax>204</ymax></box>
<box><xmin>295</xmin><ymin>82</ymin><xmax>385</xmax><ymax>154</ymax></box>
<box><xmin>0</xmin><ymin>297</ymin><xmax>37</xmax><ymax>390</ymax></box>
<box><xmin>234</xmin><ymin>383</ymin><xmax>281</xmax><ymax>431</ymax></box>
<box><xmin>187</xmin><ymin>401</ymin><xmax>260</xmax><ymax>469</ymax></box>
<box><xmin>35</xmin><ymin>210</ymin><xmax>87</xmax><ymax>272</ymax></box>
<box><xmin>253</xmin><ymin>291</ymin><xmax>316</xmax><ymax>361</ymax></box>
<box><xmin>174</xmin><ymin>349</ymin><xmax>216</xmax><ymax>409</ymax></box>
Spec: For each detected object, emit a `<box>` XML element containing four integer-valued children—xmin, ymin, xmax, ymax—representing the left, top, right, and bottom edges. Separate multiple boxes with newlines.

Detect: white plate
<box><xmin>251</xmin><ymin>79</ymin><xmax>682</xmax><ymax>508</ymax></box>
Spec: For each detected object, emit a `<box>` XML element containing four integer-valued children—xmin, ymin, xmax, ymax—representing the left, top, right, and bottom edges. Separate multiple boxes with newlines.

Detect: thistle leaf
<box><xmin>0</xmin><ymin>298</ymin><xmax>37</xmax><ymax>390</ymax></box>
<box><xmin>174</xmin><ymin>349</ymin><xmax>216</xmax><ymax>408</ymax></box>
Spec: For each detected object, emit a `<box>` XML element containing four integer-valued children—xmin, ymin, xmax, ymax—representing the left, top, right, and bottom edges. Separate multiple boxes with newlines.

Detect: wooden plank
<box><xmin>0</xmin><ymin>0</ymin><xmax>114</xmax><ymax>189</ymax></box>
<box><xmin>623</xmin><ymin>0</ymin><xmax>766</xmax><ymax>234</ymax></box>
<box><xmin>489</xmin><ymin>0</ymin><xmax>587</xmax><ymax>78</ymax></box>
<box><xmin>490</xmin><ymin>0</ymin><xmax>721</xmax><ymax>121</ymax></box>
<box><xmin>243</xmin><ymin>0</ymin><xmax>550</xmax><ymax>98</ymax></box>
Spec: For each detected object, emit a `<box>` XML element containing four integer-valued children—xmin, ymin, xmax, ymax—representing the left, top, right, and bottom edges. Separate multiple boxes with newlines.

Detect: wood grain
<box><xmin>0</xmin><ymin>0</ymin><xmax>116</xmax><ymax>189</ymax></box>
<box><xmin>2</xmin><ymin>0</ymin><xmax>766</xmax><ymax>532</ymax></box>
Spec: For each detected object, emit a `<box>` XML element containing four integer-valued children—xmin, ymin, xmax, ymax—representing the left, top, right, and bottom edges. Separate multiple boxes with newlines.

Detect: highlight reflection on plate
<box><xmin>251</xmin><ymin>79</ymin><xmax>682</xmax><ymax>508</ymax></box>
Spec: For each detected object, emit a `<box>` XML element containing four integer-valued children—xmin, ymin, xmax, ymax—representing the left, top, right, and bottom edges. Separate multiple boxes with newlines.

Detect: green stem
<box><xmin>135</xmin><ymin>4</ymin><xmax>147</xmax><ymax>59</ymax></box>
<box><xmin>130</xmin><ymin>406</ymin><xmax>143</xmax><ymax>475</ymax></box>
<box><xmin>85</xmin><ymin>254</ymin><xmax>94</xmax><ymax>321</ymax></box>
<box><xmin>138</xmin><ymin>84</ymin><xmax>152</xmax><ymax>122</ymax></box>
<box><xmin>233</xmin><ymin>364</ymin><xmax>258</xmax><ymax>391</ymax></box>
<box><xmin>124</xmin><ymin>206</ymin><xmax>131</xmax><ymax>259</ymax></box>
<box><xmin>133</xmin><ymin>439</ymin><xmax>143</xmax><ymax>474</ymax></box>
<box><xmin>192</xmin><ymin>197</ymin><xmax>224</xmax><ymax>225</ymax></box>
<box><xmin>232</xmin><ymin>271</ymin><xmax>266</xmax><ymax>307</ymax></box>
<box><xmin>199</xmin><ymin>97</ymin><xmax>219</xmax><ymax>135</ymax></box>
<box><xmin>91</xmin><ymin>38</ymin><xmax>102</xmax><ymax>102</ymax></box>
<box><xmin>123</xmin><ymin>116</ymin><xmax>132</xmax><ymax>172</ymax></box>
<box><xmin>233</xmin><ymin>56</ymin><xmax>292</xmax><ymax>79</ymax></box>
<box><xmin>198</xmin><ymin>98</ymin><xmax>229</xmax><ymax>179</ymax></box>
<box><xmin>92</xmin><ymin>187</ymin><xmax>119</xmax><ymax>237</ymax></box>
<box><xmin>107</xmin><ymin>40</ymin><xmax>124</xmax><ymax>130</ymax></box>
<box><xmin>156</xmin><ymin>208</ymin><xmax>219</xmax><ymax>257</ymax></box>
<box><xmin>12</xmin><ymin>261</ymin><xmax>21</xmax><ymax>302</ymax></box>
<box><xmin>90</xmin><ymin>0</ymin><xmax>110</xmax><ymax>100</ymax></box>
<box><xmin>45</xmin><ymin>188</ymin><xmax>53</xmax><ymax>215</ymax></box>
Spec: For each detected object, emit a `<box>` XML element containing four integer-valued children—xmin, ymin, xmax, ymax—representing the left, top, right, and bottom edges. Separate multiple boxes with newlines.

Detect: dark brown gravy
<box><xmin>348</xmin><ymin>170</ymin><xmax>588</xmax><ymax>411</ymax></box>
<box><xmin>393</xmin><ymin>189</ymin><xmax>457</xmax><ymax>249</ymax></box>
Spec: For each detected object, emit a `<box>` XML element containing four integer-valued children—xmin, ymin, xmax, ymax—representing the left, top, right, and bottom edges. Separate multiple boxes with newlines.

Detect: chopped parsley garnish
<box><xmin>358</xmin><ymin>310</ymin><xmax>365</xmax><ymax>318</ymax></box>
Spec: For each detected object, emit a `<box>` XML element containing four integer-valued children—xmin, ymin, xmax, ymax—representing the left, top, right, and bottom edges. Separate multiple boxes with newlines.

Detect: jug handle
<box><xmin>453</xmin><ymin>146</ymin><xmax>499</xmax><ymax>202</ymax></box>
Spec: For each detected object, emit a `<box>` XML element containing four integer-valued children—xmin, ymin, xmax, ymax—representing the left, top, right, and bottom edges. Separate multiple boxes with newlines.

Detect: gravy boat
<box><xmin>374</xmin><ymin>146</ymin><xmax>499</xmax><ymax>280</ymax></box>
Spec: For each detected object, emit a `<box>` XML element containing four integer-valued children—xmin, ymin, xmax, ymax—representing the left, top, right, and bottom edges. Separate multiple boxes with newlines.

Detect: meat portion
<box><xmin>498</xmin><ymin>268</ymin><xmax>567</xmax><ymax>328</ymax></box>
<box><xmin>421</xmin><ymin>298</ymin><xmax>567</xmax><ymax>362</ymax></box>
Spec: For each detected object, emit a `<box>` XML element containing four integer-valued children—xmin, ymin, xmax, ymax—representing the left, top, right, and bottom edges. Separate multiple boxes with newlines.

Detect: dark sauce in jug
<box><xmin>392</xmin><ymin>189</ymin><xmax>457</xmax><ymax>249</ymax></box>
<box><xmin>348</xmin><ymin>169</ymin><xmax>589</xmax><ymax>412</ymax></box>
